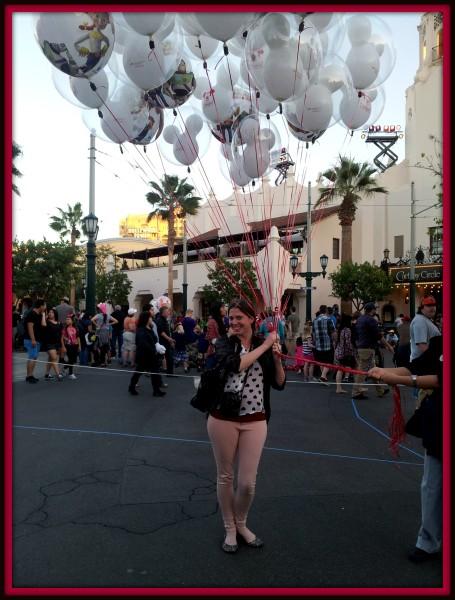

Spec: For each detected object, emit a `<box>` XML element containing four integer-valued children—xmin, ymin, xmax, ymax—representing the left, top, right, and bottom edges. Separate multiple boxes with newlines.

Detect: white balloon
<box><xmin>201</xmin><ymin>86</ymin><xmax>233</xmax><ymax>123</ymax></box>
<box><xmin>347</xmin><ymin>15</ymin><xmax>372</xmax><ymax>46</ymax></box>
<box><xmin>70</xmin><ymin>69</ymin><xmax>110</xmax><ymax>108</ymax></box>
<box><xmin>122</xmin><ymin>12</ymin><xmax>166</xmax><ymax>37</ymax></box>
<box><xmin>35</xmin><ymin>12</ymin><xmax>115</xmax><ymax>78</ymax></box>
<box><xmin>340</xmin><ymin>90</ymin><xmax>372</xmax><ymax>130</ymax></box>
<box><xmin>178</xmin><ymin>13</ymin><xmax>206</xmax><ymax>36</ymax></box>
<box><xmin>163</xmin><ymin>124</ymin><xmax>179</xmax><ymax>144</ymax></box>
<box><xmin>289</xmin><ymin>84</ymin><xmax>333</xmax><ymax>132</ymax></box>
<box><xmin>261</xmin><ymin>13</ymin><xmax>290</xmax><ymax>49</ymax></box>
<box><xmin>242</xmin><ymin>145</ymin><xmax>270</xmax><ymax>178</ymax></box>
<box><xmin>123</xmin><ymin>33</ymin><xmax>181</xmax><ymax>90</ymax></box>
<box><xmin>346</xmin><ymin>42</ymin><xmax>380</xmax><ymax>90</ymax></box>
<box><xmin>173</xmin><ymin>133</ymin><xmax>199</xmax><ymax>165</ymax></box>
<box><xmin>256</xmin><ymin>90</ymin><xmax>279</xmax><ymax>115</ymax></box>
<box><xmin>186</xmin><ymin>113</ymin><xmax>203</xmax><ymax>136</ymax></box>
<box><xmin>263</xmin><ymin>46</ymin><xmax>307</xmax><ymax>102</ymax></box>
<box><xmin>194</xmin><ymin>13</ymin><xmax>254</xmax><ymax>42</ymax></box>
<box><xmin>185</xmin><ymin>33</ymin><xmax>220</xmax><ymax>60</ymax></box>
<box><xmin>216</xmin><ymin>60</ymin><xmax>240</xmax><ymax>89</ymax></box>
<box><xmin>193</xmin><ymin>76</ymin><xmax>211</xmax><ymax>101</ymax></box>
<box><xmin>306</xmin><ymin>13</ymin><xmax>334</xmax><ymax>33</ymax></box>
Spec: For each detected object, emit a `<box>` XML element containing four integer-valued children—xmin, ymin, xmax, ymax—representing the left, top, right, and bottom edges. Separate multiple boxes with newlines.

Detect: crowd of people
<box><xmin>13</xmin><ymin>293</ymin><xmax>443</xmax><ymax>563</ymax></box>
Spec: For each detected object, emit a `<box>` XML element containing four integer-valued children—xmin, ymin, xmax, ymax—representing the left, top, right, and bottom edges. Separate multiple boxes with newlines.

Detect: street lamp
<box><xmin>290</xmin><ymin>253</ymin><xmax>329</xmax><ymax>322</ymax></box>
<box><xmin>380</xmin><ymin>248</ymin><xmax>391</xmax><ymax>273</ymax></box>
<box><xmin>82</xmin><ymin>212</ymin><xmax>99</xmax><ymax>316</ymax></box>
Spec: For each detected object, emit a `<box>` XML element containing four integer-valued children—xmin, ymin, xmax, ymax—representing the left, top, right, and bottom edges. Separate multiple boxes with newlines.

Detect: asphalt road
<box><xmin>11</xmin><ymin>352</ymin><xmax>443</xmax><ymax>590</ymax></box>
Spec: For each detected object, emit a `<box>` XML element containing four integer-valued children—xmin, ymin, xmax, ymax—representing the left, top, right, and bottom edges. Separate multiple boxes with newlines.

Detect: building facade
<box><xmin>119</xmin><ymin>213</ymin><xmax>185</xmax><ymax>243</ymax></box>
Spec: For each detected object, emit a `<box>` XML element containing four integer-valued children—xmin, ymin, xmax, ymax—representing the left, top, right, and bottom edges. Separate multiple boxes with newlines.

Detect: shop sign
<box><xmin>389</xmin><ymin>264</ymin><xmax>442</xmax><ymax>284</ymax></box>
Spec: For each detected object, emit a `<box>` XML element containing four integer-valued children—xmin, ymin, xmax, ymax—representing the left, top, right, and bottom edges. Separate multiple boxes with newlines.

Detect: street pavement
<box><xmin>11</xmin><ymin>351</ymin><xmax>443</xmax><ymax>590</ymax></box>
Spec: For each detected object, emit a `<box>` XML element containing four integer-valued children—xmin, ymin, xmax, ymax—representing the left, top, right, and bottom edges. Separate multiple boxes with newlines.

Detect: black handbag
<box><xmin>217</xmin><ymin>366</ymin><xmax>252</xmax><ymax>418</ymax></box>
<box><xmin>190</xmin><ymin>367</ymin><xmax>220</xmax><ymax>413</ymax></box>
<box><xmin>405</xmin><ymin>406</ymin><xmax>423</xmax><ymax>438</ymax></box>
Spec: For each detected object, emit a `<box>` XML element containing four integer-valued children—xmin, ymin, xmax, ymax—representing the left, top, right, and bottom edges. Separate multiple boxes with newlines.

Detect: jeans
<box><xmin>416</xmin><ymin>453</ymin><xmax>442</xmax><ymax>553</ymax></box>
<box><xmin>111</xmin><ymin>330</ymin><xmax>124</xmax><ymax>358</ymax></box>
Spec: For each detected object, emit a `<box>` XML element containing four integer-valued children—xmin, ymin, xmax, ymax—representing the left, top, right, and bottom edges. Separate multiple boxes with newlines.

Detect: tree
<box><xmin>13</xmin><ymin>142</ymin><xmax>23</xmax><ymax>196</ymax></box>
<box><xmin>329</xmin><ymin>262</ymin><xmax>393</xmax><ymax>313</ymax></box>
<box><xmin>96</xmin><ymin>270</ymin><xmax>132</xmax><ymax>306</ymax></box>
<box><xmin>49</xmin><ymin>202</ymin><xmax>86</xmax><ymax>246</ymax></box>
<box><xmin>13</xmin><ymin>239</ymin><xmax>85</xmax><ymax>308</ymax></box>
<box><xmin>315</xmin><ymin>155</ymin><xmax>388</xmax><ymax>313</ymax></box>
<box><xmin>49</xmin><ymin>202</ymin><xmax>86</xmax><ymax>306</ymax></box>
<box><xmin>316</xmin><ymin>156</ymin><xmax>388</xmax><ymax>265</ymax></box>
<box><xmin>146</xmin><ymin>174</ymin><xmax>201</xmax><ymax>306</ymax></box>
<box><xmin>201</xmin><ymin>257</ymin><xmax>260</xmax><ymax>306</ymax></box>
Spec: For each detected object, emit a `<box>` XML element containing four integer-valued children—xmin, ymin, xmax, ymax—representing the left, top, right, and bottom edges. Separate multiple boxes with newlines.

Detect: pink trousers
<box><xmin>207</xmin><ymin>415</ymin><xmax>267</xmax><ymax>535</ymax></box>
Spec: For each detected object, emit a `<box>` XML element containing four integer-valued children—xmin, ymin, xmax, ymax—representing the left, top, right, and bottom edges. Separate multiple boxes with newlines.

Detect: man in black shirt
<box><xmin>110</xmin><ymin>304</ymin><xmax>126</xmax><ymax>361</ymax></box>
<box><xmin>352</xmin><ymin>302</ymin><xmax>389</xmax><ymax>399</ymax></box>
<box><xmin>155</xmin><ymin>306</ymin><xmax>175</xmax><ymax>375</ymax></box>
<box><xmin>23</xmin><ymin>299</ymin><xmax>47</xmax><ymax>383</ymax></box>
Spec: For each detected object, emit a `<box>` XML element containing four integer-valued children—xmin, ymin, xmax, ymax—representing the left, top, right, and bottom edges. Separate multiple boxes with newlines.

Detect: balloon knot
<box><xmin>97</xmin><ymin>110</ymin><xmax>103</xmax><ymax>118</ymax></box>
<box><xmin>89</xmin><ymin>82</ymin><xmax>96</xmax><ymax>91</ymax></box>
<box><xmin>223</xmin><ymin>44</ymin><xmax>229</xmax><ymax>56</ymax></box>
<box><xmin>149</xmin><ymin>39</ymin><xmax>155</xmax><ymax>50</ymax></box>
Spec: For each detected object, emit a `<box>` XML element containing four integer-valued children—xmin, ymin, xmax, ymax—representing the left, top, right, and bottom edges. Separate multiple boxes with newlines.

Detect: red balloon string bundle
<box><xmin>274</xmin><ymin>343</ymin><xmax>407</xmax><ymax>457</ymax></box>
<box><xmin>388</xmin><ymin>385</ymin><xmax>406</xmax><ymax>457</ymax></box>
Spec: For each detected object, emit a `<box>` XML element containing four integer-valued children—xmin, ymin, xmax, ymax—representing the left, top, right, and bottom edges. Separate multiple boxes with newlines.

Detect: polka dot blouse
<box><xmin>223</xmin><ymin>346</ymin><xmax>265</xmax><ymax>416</ymax></box>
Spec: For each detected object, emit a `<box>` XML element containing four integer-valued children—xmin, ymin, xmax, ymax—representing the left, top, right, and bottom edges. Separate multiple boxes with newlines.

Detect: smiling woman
<box><xmin>201</xmin><ymin>297</ymin><xmax>285</xmax><ymax>552</ymax></box>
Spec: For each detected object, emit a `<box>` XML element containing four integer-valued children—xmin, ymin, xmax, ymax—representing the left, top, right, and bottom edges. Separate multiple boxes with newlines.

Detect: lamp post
<box><xmin>380</xmin><ymin>248</ymin><xmax>390</xmax><ymax>273</ymax></box>
<box><xmin>182</xmin><ymin>218</ymin><xmax>188</xmax><ymax>314</ymax></box>
<box><xmin>83</xmin><ymin>212</ymin><xmax>99</xmax><ymax>316</ymax></box>
<box><xmin>290</xmin><ymin>252</ymin><xmax>329</xmax><ymax>322</ymax></box>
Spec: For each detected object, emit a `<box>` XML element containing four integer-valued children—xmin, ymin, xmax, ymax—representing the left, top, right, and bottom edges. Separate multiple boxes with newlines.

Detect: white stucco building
<box><xmin>116</xmin><ymin>12</ymin><xmax>443</xmax><ymax>326</ymax></box>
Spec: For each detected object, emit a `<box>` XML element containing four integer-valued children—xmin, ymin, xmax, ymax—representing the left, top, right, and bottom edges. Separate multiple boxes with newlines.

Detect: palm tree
<box><xmin>49</xmin><ymin>202</ymin><xmax>86</xmax><ymax>306</ymax></box>
<box><xmin>13</xmin><ymin>142</ymin><xmax>23</xmax><ymax>196</ymax></box>
<box><xmin>315</xmin><ymin>155</ymin><xmax>388</xmax><ymax>314</ymax></box>
<box><xmin>146</xmin><ymin>175</ymin><xmax>202</xmax><ymax>306</ymax></box>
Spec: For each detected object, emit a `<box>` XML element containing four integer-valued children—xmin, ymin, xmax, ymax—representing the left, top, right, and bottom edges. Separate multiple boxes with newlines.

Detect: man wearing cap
<box><xmin>54</xmin><ymin>296</ymin><xmax>75</xmax><ymax>324</ymax></box>
<box><xmin>352</xmin><ymin>302</ymin><xmax>390</xmax><ymax>400</ymax></box>
<box><xmin>410</xmin><ymin>296</ymin><xmax>441</xmax><ymax>362</ymax></box>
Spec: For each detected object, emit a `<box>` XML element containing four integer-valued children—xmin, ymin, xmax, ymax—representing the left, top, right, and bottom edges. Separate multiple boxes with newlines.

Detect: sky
<box><xmin>12</xmin><ymin>10</ymin><xmax>422</xmax><ymax>243</ymax></box>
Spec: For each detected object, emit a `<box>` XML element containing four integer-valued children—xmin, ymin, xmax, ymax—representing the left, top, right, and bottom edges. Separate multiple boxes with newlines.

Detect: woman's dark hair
<box><xmin>137</xmin><ymin>311</ymin><xmax>150</xmax><ymax>329</ymax></box>
<box><xmin>103</xmin><ymin>313</ymin><xmax>107</xmax><ymax>324</ymax></box>
<box><xmin>339</xmin><ymin>314</ymin><xmax>352</xmax><ymax>330</ymax></box>
<box><xmin>227</xmin><ymin>298</ymin><xmax>256</xmax><ymax>332</ymax></box>
<box><xmin>47</xmin><ymin>309</ymin><xmax>56</xmax><ymax>321</ymax></box>
<box><xmin>209</xmin><ymin>300</ymin><xmax>227</xmax><ymax>335</ymax></box>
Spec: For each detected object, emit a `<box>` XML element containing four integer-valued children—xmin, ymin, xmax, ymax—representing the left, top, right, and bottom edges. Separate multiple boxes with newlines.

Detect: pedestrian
<box><xmin>394</xmin><ymin>313</ymin><xmax>405</xmax><ymax>328</ymax></box>
<box><xmin>23</xmin><ymin>299</ymin><xmax>47</xmax><ymax>383</ymax></box>
<box><xmin>173</xmin><ymin>323</ymin><xmax>190</xmax><ymax>372</ymax></box>
<box><xmin>54</xmin><ymin>296</ymin><xmax>75</xmax><ymax>324</ymax></box>
<box><xmin>333</xmin><ymin>315</ymin><xmax>356</xmax><ymax>394</ymax></box>
<box><xmin>110</xmin><ymin>304</ymin><xmax>125</xmax><ymax>362</ymax></box>
<box><xmin>410</xmin><ymin>296</ymin><xmax>441</xmax><ymax>362</ymax></box>
<box><xmin>286</xmin><ymin>306</ymin><xmax>300</xmax><ymax>356</ymax></box>
<box><xmin>195</xmin><ymin>324</ymin><xmax>209</xmax><ymax>371</ymax></box>
<box><xmin>61</xmin><ymin>314</ymin><xmax>81</xmax><ymax>379</ymax></box>
<box><xmin>91</xmin><ymin>303</ymin><xmax>118</xmax><ymax>367</ymax></box>
<box><xmin>13</xmin><ymin>305</ymin><xmax>21</xmax><ymax>350</ymax></box>
<box><xmin>206</xmin><ymin>301</ymin><xmax>227</xmax><ymax>360</ymax></box>
<box><xmin>395</xmin><ymin>315</ymin><xmax>411</xmax><ymax>369</ymax></box>
<box><xmin>182</xmin><ymin>308</ymin><xmax>197</xmax><ymax>345</ymax></box>
<box><xmin>85</xmin><ymin>323</ymin><xmax>98</xmax><ymax>366</ymax></box>
<box><xmin>128</xmin><ymin>310</ymin><xmax>166</xmax><ymax>397</ymax></box>
<box><xmin>385</xmin><ymin>329</ymin><xmax>399</xmax><ymax>349</ymax></box>
<box><xmin>312</xmin><ymin>305</ymin><xmax>336</xmax><ymax>384</ymax></box>
<box><xmin>368</xmin><ymin>334</ymin><xmax>442</xmax><ymax>563</ymax></box>
<box><xmin>43</xmin><ymin>308</ymin><xmax>63</xmax><ymax>381</ymax></box>
<box><xmin>205</xmin><ymin>298</ymin><xmax>286</xmax><ymax>552</ymax></box>
<box><xmin>351</xmin><ymin>303</ymin><xmax>390</xmax><ymax>400</ymax></box>
<box><xmin>155</xmin><ymin>305</ymin><xmax>176</xmax><ymax>376</ymax></box>
<box><xmin>122</xmin><ymin>308</ymin><xmax>138</xmax><ymax>368</ymax></box>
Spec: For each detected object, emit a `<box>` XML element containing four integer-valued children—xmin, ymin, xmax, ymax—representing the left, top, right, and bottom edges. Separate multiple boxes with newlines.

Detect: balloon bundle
<box><xmin>36</xmin><ymin>11</ymin><xmax>396</xmax><ymax>188</ymax></box>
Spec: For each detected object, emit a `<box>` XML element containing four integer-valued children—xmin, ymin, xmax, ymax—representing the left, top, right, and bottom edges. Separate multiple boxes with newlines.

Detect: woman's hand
<box><xmin>263</xmin><ymin>331</ymin><xmax>278</xmax><ymax>349</ymax></box>
<box><xmin>272</xmin><ymin>341</ymin><xmax>282</xmax><ymax>356</ymax></box>
<box><xmin>368</xmin><ymin>367</ymin><xmax>385</xmax><ymax>380</ymax></box>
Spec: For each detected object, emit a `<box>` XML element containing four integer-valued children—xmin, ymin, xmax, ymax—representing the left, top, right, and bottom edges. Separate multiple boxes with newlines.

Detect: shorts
<box><xmin>123</xmin><ymin>331</ymin><xmax>136</xmax><ymax>353</ymax></box>
<box><xmin>24</xmin><ymin>339</ymin><xmax>41</xmax><ymax>359</ymax></box>
<box><xmin>46</xmin><ymin>343</ymin><xmax>61</xmax><ymax>352</ymax></box>
<box><xmin>313</xmin><ymin>348</ymin><xmax>334</xmax><ymax>365</ymax></box>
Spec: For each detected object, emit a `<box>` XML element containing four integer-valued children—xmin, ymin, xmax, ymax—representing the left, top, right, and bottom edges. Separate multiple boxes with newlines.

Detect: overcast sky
<box><xmin>12</xmin><ymin>11</ymin><xmax>422</xmax><ymax>243</ymax></box>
